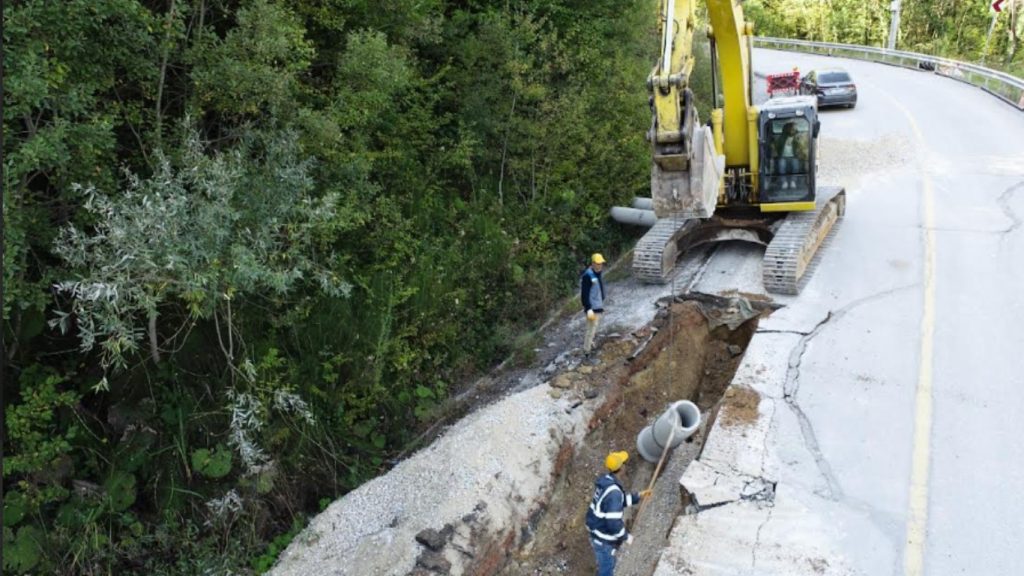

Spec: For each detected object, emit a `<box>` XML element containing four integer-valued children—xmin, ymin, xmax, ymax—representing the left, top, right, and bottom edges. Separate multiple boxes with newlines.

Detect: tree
<box><xmin>52</xmin><ymin>127</ymin><xmax>350</xmax><ymax>371</ymax></box>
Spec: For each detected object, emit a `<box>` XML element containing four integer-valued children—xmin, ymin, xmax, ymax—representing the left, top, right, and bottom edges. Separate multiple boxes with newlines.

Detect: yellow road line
<box><xmin>876</xmin><ymin>84</ymin><xmax>937</xmax><ymax>576</ymax></box>
<box><xmin>905</xmin><ymin>174</ymin><xmax>935</xmax><ymax>576</ymax></box>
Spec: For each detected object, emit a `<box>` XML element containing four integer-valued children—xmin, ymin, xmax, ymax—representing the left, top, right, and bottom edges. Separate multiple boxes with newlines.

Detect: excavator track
<box><xmin>633</xmin><ymin>217</ymin><xmax>701</xmax><ymax>283</ymax></box>
<box><xmin>762</xmin><ymin>186</ymin><xmax>846</xmax><ymax>295</ymax></box>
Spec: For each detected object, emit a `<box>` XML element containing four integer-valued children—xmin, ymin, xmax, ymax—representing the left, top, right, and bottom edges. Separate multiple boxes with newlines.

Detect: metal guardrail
<box><xmin>754</xmin><ymin>37</ymin><xmax>1024</xmax><ymax>111</ymax></box>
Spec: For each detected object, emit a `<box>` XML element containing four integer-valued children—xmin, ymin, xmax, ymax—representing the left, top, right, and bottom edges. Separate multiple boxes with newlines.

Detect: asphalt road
<box><xmin>668</xmin><ymin>49</ymin><xmax>1024</xmax><ymax>575</ymax></box>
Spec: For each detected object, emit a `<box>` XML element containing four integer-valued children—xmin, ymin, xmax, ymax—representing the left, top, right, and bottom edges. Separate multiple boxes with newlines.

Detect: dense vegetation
<box><xmin>745</xmin><ymin>0</ymin><xmax>1024</xmax><ymax>76</ymax></box>
<box><xmin>3</xmin><ymin>1</ymin><xmax>653</xmax><ymax>573</ymax></box>
<box><xmin>3</xmin><ymin>0</ymin><xmax>1021</xmax><ymax>574</ymax></box>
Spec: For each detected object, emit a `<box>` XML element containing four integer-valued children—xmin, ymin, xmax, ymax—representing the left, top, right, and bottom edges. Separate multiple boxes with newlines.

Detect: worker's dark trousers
<box><xmin>590</xmin><ymin>538</ymin><xmax>616</xmax><ymax>576</ymax></box>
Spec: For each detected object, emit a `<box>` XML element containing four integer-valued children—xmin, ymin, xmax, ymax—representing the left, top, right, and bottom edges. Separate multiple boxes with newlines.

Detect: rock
<box><xmin>583</xmin><ymin>388</ymin><xmax>599</xmax><ymax>399</ymax></box>
<box><xmin>727</xmin><ymin>344</ymin><xmax>743</xmax><ymax>357</ymax></box>
<box><xmin>550</xmin><ymin>374</ymin><xmax>574</xmax><ymax>389</ymax></box>
<box><xmin>578</xmin><ymin>365</ymin><xmax>593</xmax><ymax>375</ymax></box>
<box><xmin>415</xmin><ymin>528</ymin><xmax>447</xmax><ymax>551</ymax></box>
<box><xmin>416</xmin><ymin>550</ymin><xmax>451</xmax><ymax>573</ymax></box>
<box><xmin>549</xmin><ymin>389</ymin><xmax>563</xmax><ymax>399</ymax></box>
<box><xmin>440</xmin><ymin>524</ymin><xmax>455</xmax><ymax>540</ymax></box>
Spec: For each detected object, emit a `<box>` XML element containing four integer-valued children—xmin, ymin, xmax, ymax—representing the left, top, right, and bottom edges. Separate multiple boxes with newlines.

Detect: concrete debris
<box><xmin>696</xmin><ymin>296</ymin><xmax>759</xmax><ymax>330</ymax></box>
<box><xmin>679</xmin><ymin>459</ymin><xmax>749</xmax><ymax>509</ymax></box>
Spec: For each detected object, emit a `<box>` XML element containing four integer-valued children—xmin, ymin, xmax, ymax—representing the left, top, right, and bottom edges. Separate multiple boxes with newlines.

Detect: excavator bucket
<box><xmin>651</xmin><ymin>126</ymin><xmax>724</xmax><ymax>219</ymax></box>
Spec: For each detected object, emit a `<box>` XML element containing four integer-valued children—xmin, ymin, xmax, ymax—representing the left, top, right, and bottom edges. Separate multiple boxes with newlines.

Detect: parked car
<box><xmin>799</xmin><ymin>68</ymin><xmax>857</xmax><ymax>108</ymax></box>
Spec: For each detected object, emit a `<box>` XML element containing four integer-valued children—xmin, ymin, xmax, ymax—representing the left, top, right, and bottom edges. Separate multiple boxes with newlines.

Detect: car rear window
<box><xmin>820</xmin><ymin>72</ymin><xmax>852</xmax><ymax>83</ymax></box>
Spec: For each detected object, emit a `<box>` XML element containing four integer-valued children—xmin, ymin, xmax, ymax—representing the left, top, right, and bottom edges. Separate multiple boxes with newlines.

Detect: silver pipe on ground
<box><xmin>632</xmin><ymin>197</ymin><xmax>655</xmax><ymax>210</ymax></box>
<box><xmin>610</xmin><ymin>206</ymin><xmax>657</xmax><ymax>227</ymax></box>
<box><xmin>636</xmin><ymin>401</ymin><xmax>702</xmax><ymax>463</ymax></box>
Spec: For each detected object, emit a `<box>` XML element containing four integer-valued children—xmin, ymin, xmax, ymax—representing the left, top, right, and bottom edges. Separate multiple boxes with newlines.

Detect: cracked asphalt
<box><xmin>652</xmin><ymin>49</ymin><xmax>1024</xmax><ymax>575</ymax></box>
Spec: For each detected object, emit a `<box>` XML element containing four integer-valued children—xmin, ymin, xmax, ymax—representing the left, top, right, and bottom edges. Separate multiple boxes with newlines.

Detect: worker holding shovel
<box><xmin>585</xmin><ymin>451</ymin><xmax>651</xmax><ymax>576</ymax></box>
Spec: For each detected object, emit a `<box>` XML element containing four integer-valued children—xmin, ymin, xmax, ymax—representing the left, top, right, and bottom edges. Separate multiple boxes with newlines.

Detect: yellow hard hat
<box><xmin>605</xmin><ymin>451</ymin><xmax>629</xmax><ymax>472</ymax></box>
<box><xmin>591</xmin><ymin>253</ymin><xmax>606</xmax><ymax>264</ymax></box>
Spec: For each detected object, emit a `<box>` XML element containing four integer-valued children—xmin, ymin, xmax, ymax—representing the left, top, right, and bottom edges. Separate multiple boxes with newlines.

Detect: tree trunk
<box><xmin>155</xmin><ymin>0</ymin><xmax>178</xmax><ymax>148</ymax></box>
<box><xmin>149</xmin><ymin>310</ymin><xmax>162</xmax><ymax>364</ymax></box>
<box><xmin>497</xmin><ymin>92</ymin><xmax>517</xmax><ymax>208</ymax></box>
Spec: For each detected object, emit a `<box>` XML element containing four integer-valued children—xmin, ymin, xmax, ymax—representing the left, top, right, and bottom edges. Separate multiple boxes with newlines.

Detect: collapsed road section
<box><xmin>269</xmin><ymin>294</ymin><xmax>768</xmax><ymax>576</ymax></box>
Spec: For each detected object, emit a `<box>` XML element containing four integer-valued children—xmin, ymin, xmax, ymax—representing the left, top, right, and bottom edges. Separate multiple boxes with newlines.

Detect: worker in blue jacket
<box><xmin>580</xmin><ymin>253</ymin><xmax>607</xmax><ymax>355</ymax></box>
<box><xmin>585</xmin><ymin>451</ymin><xmax>651</xmax><ymax>575</ymax></box>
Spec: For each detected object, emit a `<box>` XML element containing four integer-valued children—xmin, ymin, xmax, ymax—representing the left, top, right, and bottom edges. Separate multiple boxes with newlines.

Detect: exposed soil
<box><xmin>495</xmin><ymin>299</ymin><xmax>759</xmax><ymax>576</ymax></box>
<box><xmin>718</xmin><ymin>385</ymin><xmax>762</xmax><ymax>429</ymax></box>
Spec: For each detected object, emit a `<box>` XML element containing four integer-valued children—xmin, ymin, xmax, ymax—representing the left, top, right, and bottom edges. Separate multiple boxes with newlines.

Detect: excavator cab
<box><xmin>757</xmin><ymin>96</ymin><xmax>820</xmax><ymax>206</ymax></box>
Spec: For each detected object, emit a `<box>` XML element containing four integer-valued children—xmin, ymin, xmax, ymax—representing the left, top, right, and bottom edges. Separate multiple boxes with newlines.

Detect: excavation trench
<box><xmin>492</xmin><ymin>295</ymin><xmax>763</xmax><ymax>576</ymax></box>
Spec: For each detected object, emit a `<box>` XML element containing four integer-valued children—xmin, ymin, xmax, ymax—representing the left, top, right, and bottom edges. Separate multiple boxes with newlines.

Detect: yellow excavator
<box><xmin>629</xmin><ymin>0</ymin><xmax>845</xmax><ymax>294</ymax></box>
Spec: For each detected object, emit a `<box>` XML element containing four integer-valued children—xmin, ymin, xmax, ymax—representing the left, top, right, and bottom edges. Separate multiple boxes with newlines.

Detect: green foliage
<box><xmin>4</xmin><ymin>491</ymin><xmax>29</xmax><ymax>527</ymax></box>
<box><xmin>4</xmin><ymin>0</ymin><xmax>658</xmax><ymax>573</ymax></box>
<box><xmin>51</xmin><ymin>127</ymin><xmax>351</xmax><ymax>369</ymax></box>
<box><xmin>189</xmin><ymin>0</ymin><xmax>315</xmax><ymax>120</ymax></box>
<box><xmin>251</xmin><ymin>517</ymin><xmax>306</xmax><ymax>573</ymax></box>
<box><xmin>3</xmin><ymin>0</ymin><xmax>156</xmax><ymax>324</ymax></box>
<box><xmin>4</xmin><ymin>366</ymin><xmax>79</xmax><ymax>507</ymax></box>
<box><xmin>105</xmin><ymin>470</ymin><xmax>138</xmax><ymax>512</ymax></box>
<box><xmin>191</xmin><ymin>446</ymin><xmax>233</xmax><ymax>479</ymax></box>
<box><xmin>743</xmin><ymin>0</ymin><xmax>1024</xmax><ymax>72</ymax></box>
<box><xmin>3</xmin><ymin>526</ymin><xmax>43</xmax><ymax>574</ymax></box>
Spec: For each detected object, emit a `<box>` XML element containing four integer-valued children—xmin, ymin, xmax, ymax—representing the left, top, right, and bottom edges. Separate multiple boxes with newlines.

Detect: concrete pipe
<box><xmin>669</xmin><ymin>400</ymin><xmax>702</xmax><ymax>440</ymax></box>
<box><xmin>610</xmin><ymin>206</ymin><xmax>657</xmax><ymax>227</ymax></box>
<box><xmin>636</xmin><ymin>426</ymin><xmax>664</xmax><ymax>463</ymax></box>
<box><xmin>635</xmin><ymin>400</ymin><xmax>702</xmax><ymax>463</ymax></box>
<box><xmin>652</xmin><ymin>405</ymin><xmax>680</xmax><ymax>445</ymax></box>
<box><xmin>632</xmin><ymin>197</ymin><xmax>655</xmax><ymax>210</ymax></box>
